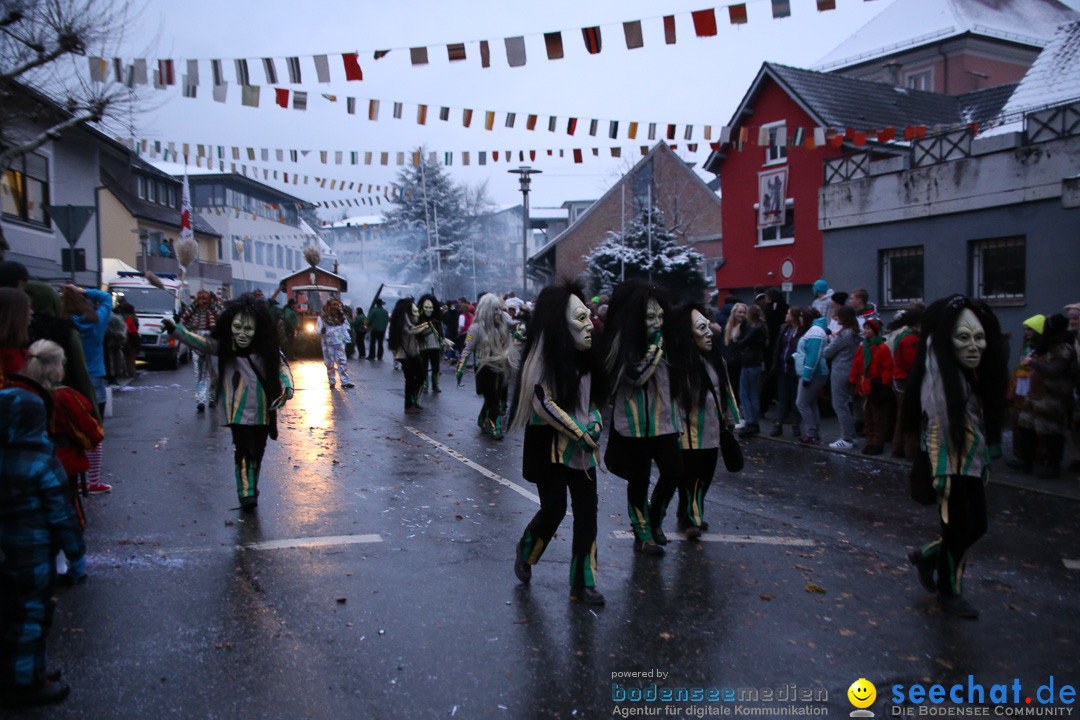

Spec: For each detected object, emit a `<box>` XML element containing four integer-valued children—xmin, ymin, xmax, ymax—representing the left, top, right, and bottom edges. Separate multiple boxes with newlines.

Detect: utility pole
<box><xmin>508</xmin><ymin>167</ymin><xmax>541</xmax><ymax>297</ymax></box>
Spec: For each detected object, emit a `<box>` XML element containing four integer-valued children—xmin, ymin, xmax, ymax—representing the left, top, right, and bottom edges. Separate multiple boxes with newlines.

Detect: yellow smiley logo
<box><xmin>848</xmin><ymin>678</ymin><xmax>877</xmax><ymax>709</ymax></box>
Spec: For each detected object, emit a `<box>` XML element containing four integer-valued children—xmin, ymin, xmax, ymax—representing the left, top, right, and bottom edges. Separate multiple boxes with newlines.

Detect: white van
<box><xmin>105</xmin><ymin>272</ymin><xmax>187</xmax><ymax>369</ymax></box>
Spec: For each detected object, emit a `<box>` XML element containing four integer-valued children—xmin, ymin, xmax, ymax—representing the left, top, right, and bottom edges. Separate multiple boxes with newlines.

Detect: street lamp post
<box><xmin>508</xmin><ymin>166</ymin><xmax>541</xmax><ymax>297</ymax></box>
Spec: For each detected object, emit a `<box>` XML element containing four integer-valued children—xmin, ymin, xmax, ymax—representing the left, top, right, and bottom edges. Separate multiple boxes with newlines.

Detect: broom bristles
<box><xmin>303</xmin><ymin>246</ymin><xmax>322</xmax><ymax>268</ymax></box>
<box><xmin>145</xmin><ymin>271</ymin><xmax>165</xmax><ymax>290</ymax></box>
<box><xmin>176</xmin><ymin>238</ymin><xmax>198</xmax><ymax>268</ymax></box>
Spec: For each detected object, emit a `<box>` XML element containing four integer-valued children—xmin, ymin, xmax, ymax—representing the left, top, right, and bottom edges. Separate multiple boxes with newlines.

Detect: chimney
<box><xmin>882</xmin><ymin>61</ymin><xmax>902</xmax><ymax>87</ymax></box>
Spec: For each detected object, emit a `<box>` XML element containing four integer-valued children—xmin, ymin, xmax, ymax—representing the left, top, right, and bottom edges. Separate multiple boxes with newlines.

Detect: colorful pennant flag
<box><xmin>545</xmin><ymin>32</ymin><xmax>564</xmax><ymax>60</ymax></box>
<box><xmin>692</xmin><ymin>9</ymin><xmax>718</xmax><ymax>36</ymax></box>
<box><xmin>729</xmin><ymin>4</ymin><xmax>748</xmax><ymax>24</ymax></box>
<box><xmin>582</xmin><ymin>26</ymin><xmax>602</xmax><ymax>54</ymax></box>
<box><xmin>447</xmin><ymin>43</ymin><xmax>466</xmax><ymax>62</ymax></box>
<box><xmin>410</xmin><ymin>47</ymin><xmax>429</xmax><ymax>66</ymax></box>
<box><xmin>623</xmin><ymin>21</ymin><xmax>644</xmax><ymax>49</ymax></box>
<box><xmin>342</xmin><ymin>53</ymin><xmax>363</xmax><ymax>80</ymax></box>
<box><xmin>505</xmin><ymin>36</ymin><xmax>526</xmax><ymax>67</ymax></box>
<box><xmin>664</xmin><ymin>15</ymin><xmax>677</xmax><ymax>44</ymax></box>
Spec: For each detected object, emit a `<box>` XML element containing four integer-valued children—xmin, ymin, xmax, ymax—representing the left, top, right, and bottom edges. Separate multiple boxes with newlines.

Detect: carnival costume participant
<box><xmin>417</xmin><ymin>294</ymin><xmax>447</xmax><ymax>393</ymax></box>
<box><xmin>509</xmin><ymin>280</ymin><xmax>606</xmax><ymax>605</ymax></box>
<box><xmin>0</xmin><ymin>384</ymin><xmax>85</xmax><ymax>707</ymax></box>
<box><xmin>163</xmin><ymin>294</ymin><xmax>294</xmax><ymax>511</ymax></box>
<box><xmin>904</xmin><ymin>295</ymin><xmax>1006</xmax><ymax>619</ymax></box>
<box><xmin>601</xmin><ymin>278</ymin><xmax>682</xmax><ymax>556</ymax></box>
<box><xmin>664</xmin><ymin>304</ymin><xmax>738</xmax><ymax>540</ymax></box>
<box><xmin>849</xmin><ymin>317</ymin><xmax>894</xmax><ymax>456</ymax></box>
<box><xmin>180</xmin><ymin>290</ymin><xmax>220</xmax><ymax>411</ymax></box>
<box><xmin>316</xmin><ymin>298</ymin><xmax>354</xmax><ymax>389</ymax></box>
<box><xmin>456</xmin><ymin>293</ymin><xmax>516</xmax><ymax>439</ymax></box>
<box><xmin>388</xmin><ymin>298</ymin><xmax>427</xmax><ymax>413</ymax></box>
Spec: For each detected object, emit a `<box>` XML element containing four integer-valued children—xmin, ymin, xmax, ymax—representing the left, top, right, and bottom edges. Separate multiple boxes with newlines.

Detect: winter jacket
<box><xmin>849</xmin><ymin>339</ymin><xmax>893</xmax><ymax>397</ymax></box>
<box><xmin>366</xmin><ymin>306</ymin><xmax>389</xmax><ymax>333</ymax></box>
<box><xmin>71</xmin><ymin>289</ymin><xmax>112</xmax><ymax>379</ymax></box>
<box><xmin>526</xmin><ymin>378</ymin><xmax>603</xmax><ymax>471</ymax></box>
<box><xmin>0</xmin><ymin>387</ymin><xmax>86</xmax><ymax>569</ymax></box>
<box><xmin>792</xmin><ymin>318</ymin><xmax>829</xmax><ymax>381</ymax></box>
<box><xmin>891</xmin><ymin>329</ymin><xmax>920</xmax><ymax>383</ymax></box>
<box><xmin>735</xmin><ymin>322</ymin><xmax>768</xmax><ymax>367</ymax></box>
<box><xmin>50</xmin><ymin>386</ymin><xmax>104</xmax><ymax>476</ymax></box>
<box><xmin>823</xmin><ymin>327</ymin><xmax>859</xmax><ymax>380</ymax></box>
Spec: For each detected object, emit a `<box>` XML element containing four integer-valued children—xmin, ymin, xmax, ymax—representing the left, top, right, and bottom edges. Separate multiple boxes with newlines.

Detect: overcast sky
<box><xmin>99</xmin><ymin>0</ymin><xmax>1075</xmax><ymax>216</ymax></box>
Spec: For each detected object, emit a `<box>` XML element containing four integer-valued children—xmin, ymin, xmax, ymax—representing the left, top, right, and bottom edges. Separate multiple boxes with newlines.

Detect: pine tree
<box><xmin>584</xmin><ymin>206</ymin><xmax>708</xmax><ymax>303</ymax></box>
<box><xmin>382</xmin><ymin>149</ymin><xmax>475</xmax><ymax>299</ymax></box>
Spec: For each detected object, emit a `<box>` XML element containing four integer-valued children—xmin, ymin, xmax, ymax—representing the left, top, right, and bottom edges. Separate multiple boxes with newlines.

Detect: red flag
<box><xmin>275</xmin><ymin>88</ymin><xmax>289</xmax><ymax>108</ymax></box>
<box><xmin>573</xmin><ymin>149</ymin><xmax>583</xmax><ymax>163</ymax></box>
<box><xmin>530</xmin><ymin>150</ymin><xmax>536</xmax><ymax>161</ymax></box>
<box><xmin>729</xmin><ymin>4</ymin><xmax>748</xmax><ymax>24</ymax></box>
<box><xmin>879</xmin><ymin>127</ymin><xmax>895</xmax><ymax>142</ymax></box>
<box><xmin>663</xmin><ymin>15</ymin><xmax>677</xmax><ymax>44</ymax></box>
<box><xmin>692</xmin><ymin>9</ymin><xmax>718</xmax><ymax>36</ymax></box>
<box><xmin>582</xmin><ymin>27</ymin><xmax>602</xmax><ymax>54</ymax></box>
<box><xmin>829</xmin><ymin>134</ymin><xmax>844</xmax><ymax>147</ymax></box>
<box><xmin>853</xmin><ymin>132</ymin><xmax>867</xmax><ymax>146</ymax></box>
<box><xmin>342</xmin><ymin>53</ymin><xmax>363</xmax><ymax>81</ymax></box>
<box><xmin>567</xmin><ymin>118</ymin><xmax>578</xmax><ymax>135</ymax></box>
<box><xmin>180</xmin><ymin>170</ymin><xmax>193</xmax><ymax>241</ymax></box>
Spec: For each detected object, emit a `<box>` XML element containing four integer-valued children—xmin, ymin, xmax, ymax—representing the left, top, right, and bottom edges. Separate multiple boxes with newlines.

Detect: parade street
<box><xmin>27</xmin><ymin>359</ymin><xmax>1080</xmax><ymax>720</ymax></box>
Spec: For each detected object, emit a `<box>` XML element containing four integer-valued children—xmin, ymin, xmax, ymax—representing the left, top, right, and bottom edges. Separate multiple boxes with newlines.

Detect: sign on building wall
<box><xmin>757</xmin><ymin>167</ymin><xmax>788</xmax><ymax>228</ymax></box>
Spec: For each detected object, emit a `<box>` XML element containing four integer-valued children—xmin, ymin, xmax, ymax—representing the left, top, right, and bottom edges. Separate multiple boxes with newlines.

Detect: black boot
<box><xmin>514</xmin><ymin>539</ymin><xmax>531</xmax><ymax>583</ymax></box>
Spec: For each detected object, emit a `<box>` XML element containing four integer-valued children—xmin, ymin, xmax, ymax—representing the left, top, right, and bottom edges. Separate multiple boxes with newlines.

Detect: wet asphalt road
<box><xmin>13</xmin><ymin>357</ymin><xmax>1080</xmax><ymax>720</ymax></box>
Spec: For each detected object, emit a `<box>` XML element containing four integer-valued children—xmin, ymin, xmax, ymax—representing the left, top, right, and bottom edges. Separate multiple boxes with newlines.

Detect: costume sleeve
<box><xmin>179</xmin><ymin>306</ymin><xmax>194</xmax><ymax>327</ymax></box>
<box><xmin>924</xmin><ymin>418</ymin><xmax>952</xmax><ymax>494</ymax></box>
<box><xmin>875</xmin><ymin>345</ymin><xmax>894</xmax><ymax>386</ymax></box>
<box><xmin>626</xmin><ymin>335</ymin><xmax>664</xmax><ymax>387</ymax></box>
<box><xmin>530</xmin><ymin>383</ymin><xmax>596</xmax><ymax>442</ymax></box>
<box><xmin>171</xmin><ymin>325</ymin><xmax>217</xmax><ymax>355</ymax></box>
<box><xmin>456</xmin><ymin>332</ymin><xmax>477</xmax><ymax>375</ymax></box>
<box><xmin>894</xmin><ymin>334</ymin><xmax>919</xmax><ymax>375</ymax></box>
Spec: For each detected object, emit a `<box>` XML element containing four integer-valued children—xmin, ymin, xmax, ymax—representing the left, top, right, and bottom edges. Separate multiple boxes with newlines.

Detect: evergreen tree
<box><xmin>584</xmin><ymin>206</ymin><xmax>708</xmax><ymax>303</ymax></box>
<box><xmin>382</xmin><ymin>149</ymin><xmax>476</xmax><ymax>299</ymax></box>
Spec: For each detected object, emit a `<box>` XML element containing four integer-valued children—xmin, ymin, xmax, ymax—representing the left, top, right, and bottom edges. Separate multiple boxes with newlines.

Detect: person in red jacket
<box><xmin>850</xmin><ymin>317</ymin><xmax>894</xmax><ymax>455</ymax></box>
<box><xmin>888</xmin><ymin>306</ymin><xmax>923</xmax><ymax>458</ymax></box>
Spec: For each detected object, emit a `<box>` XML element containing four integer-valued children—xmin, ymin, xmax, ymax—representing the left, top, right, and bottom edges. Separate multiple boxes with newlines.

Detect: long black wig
<box><xmin>667</xmin><ymin>303</ymin><xmax>716</xmax><ymax>412</ymax></box>
<box><xmin>387</xmin><ymin>297</ymin><xmax>416</xmax><ymax>355</ymax></box>
<box><xmin>417</xmin><ymin>293</ymin><xmax>442</xmax><ymax>329</ymax></box>
<box><xmin>901</xmin><ymin>294</ymin><xmax>1008</xmax><ymax>452</ymax></box>
<box><xmin>509</xmin><ymin>279</ymin><xmax>606</xmax><ymax>431</ymax></box>
<box><xmin>211</xmin><ymin>292</ymin><xmax>284</xmax><ymax>402</ymax></box>
<box><xmin>599</xmin><ymin>277</ymin><xmax>674</xmax><ymax>404</ymax></box>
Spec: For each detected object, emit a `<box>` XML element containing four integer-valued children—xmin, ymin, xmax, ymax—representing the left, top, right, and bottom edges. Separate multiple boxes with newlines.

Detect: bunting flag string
<box><xmin>90</xmin><ymin>0</ymin><xmax>866</xmax><ymax>87</ymax></box>
<box><xmin>135</xmin><ymin>120</ymin><xmax>975</xmax><ymax>194</ymax></box>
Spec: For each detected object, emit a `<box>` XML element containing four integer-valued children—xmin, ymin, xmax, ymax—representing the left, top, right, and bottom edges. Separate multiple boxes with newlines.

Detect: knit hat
<box><xmin>864</xmin><ymin>317</ymin><xmax>883</xmax><ymax>335</ymax></box>
<box><xmin>1022</xmin><ymin>314</ymin><xmax>1046</xmax><ymax>334</ymax></box>
<box><xmin>812</xmin><ymin>279</ymin><xmax>828</xmax><ymax>294</ymax></box>
<box><xmin>831</xmin><ymin>291</ymin><xmax>848</xmax><ymax>306</ymax></box>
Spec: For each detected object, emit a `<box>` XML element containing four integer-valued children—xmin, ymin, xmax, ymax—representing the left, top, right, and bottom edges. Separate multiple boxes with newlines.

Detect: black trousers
<box><xmin>231</xmin><ymin>425</ymin><xmax>270</xmax><ymax>500</ymax></box>
<box><xmin>420</xmin><ymin>348</ymin><xmax>441</xmax><ymax>388</ymax></box>
<box><xmin>676</xmin><ymin>447</ymin><xmax>719</xmax><ymax>529</ymax></box>
<box><xmin>519</xmin><ymin>464</ymin><xmax>599</xmax><ymax>588</ymax></box>
<box><xmin>367</xmin><ymin>330</ymin><xmax>386</xmax><ymax>359</ymax></box>
<box><xmin>606</xmin><ymin>432</ymin><xmax>683</xmax><ymax>541</ymax></box>
<box><xmin>401</xmin><ymin>354</ymin><xmax>424</xmax><ymax>408</ymax></box>
<box><xmin>916</xmin><ymin>474</ymin><xmax>987</xmax><ymax>597</ymax></box>
<box><xmin>475</xmin><ymin>366</ymin><xmax>508</xmax><ymax>431</ymax></box>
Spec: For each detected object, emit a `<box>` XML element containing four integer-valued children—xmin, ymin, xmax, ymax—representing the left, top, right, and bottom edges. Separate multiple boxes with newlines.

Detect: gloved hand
<box><xmin>161</xmin><ymin>317</ymin><xmax>176</xmax><ymax>334</ymax></box>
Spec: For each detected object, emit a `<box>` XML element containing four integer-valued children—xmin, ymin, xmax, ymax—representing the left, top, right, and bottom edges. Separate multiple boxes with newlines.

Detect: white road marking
<box><xmin>242</xmin><ymin>534</ymin><xmax>383</xmax><ymax>551</ymax></box>
<box><xmin>1064</xmin><ymin>559</ymin><xmax>1080</xmax><ymax>570</ymax></box>
<box><xmin>613</xmin><ymin>530</ymin><xmax>816</xmax><ymax>547</ymax></box>
<box><xmin>406</xmin><ymin>425</ymin><xmax>542</xmax><ymax>506</ymax></box>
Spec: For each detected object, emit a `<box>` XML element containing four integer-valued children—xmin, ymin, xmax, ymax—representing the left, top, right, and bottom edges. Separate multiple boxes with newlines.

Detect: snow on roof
<box><xmin>814</xmin><ymin>0</ymin><xmax>1079</xmax><ymax>71</ymax></box>
<box><xmin>997</xmin><ymin>20</ymin><xmax>1080</xmax><ymax>120</ymax></box>
<box><xmin>529</xmin><ymin>207</ymin><xmax>570</xmax><ymax>221</ymax></box>
<box><xmin>329</xmin><ymin>215</ymin><xmax>385</xmax><ymax>227</ymax></box>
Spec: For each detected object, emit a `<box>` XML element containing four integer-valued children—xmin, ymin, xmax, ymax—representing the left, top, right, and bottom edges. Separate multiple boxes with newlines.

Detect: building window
<box><xmin>255</xmin><ymin>241</ymin><xmax>265</xmax><ymax>265</ymax></box>
<box><xmin>755</xmin><ymin>200</ymin><xmax>794</xmax><ymax>246</ymax></box>
<box><xmin>880</xmin><ymin>246</ymin><xmax>924</xmax><ymax>306</ymax></box>
<box><xmin>276</xmin><ymin>245</ymin><xmax>284</xmax><ymax>268</ymax></box>
<box><xmin>137</xmin><ymin>175</ymin><xmax>147</xmax><ymax>200</ymax></box>
<box><xmin>762</xmin><ymin>121</ymin><xmax>788</xmax><ymax>165</ymax></box>
<box><xmin>905</xmin><ymin>69</ymin><xmax>933</xmax><ymax>91</ymax></box>
<box><xmin>1</xmin><ymin>152</ymin><xmax>50</xmax><ymax>226</ymax></box>
<box><xmin>972</xmin><ymin>236</ymin><xmax>1025</xmax><ymax>301</ymax></box>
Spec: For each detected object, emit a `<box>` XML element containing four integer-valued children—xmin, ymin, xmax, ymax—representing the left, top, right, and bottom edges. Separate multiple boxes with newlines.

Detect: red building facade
<box><xmin>715</xmin><ymin>76</ymin><xmax>843</xmax><ymax>297</ymax></box>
